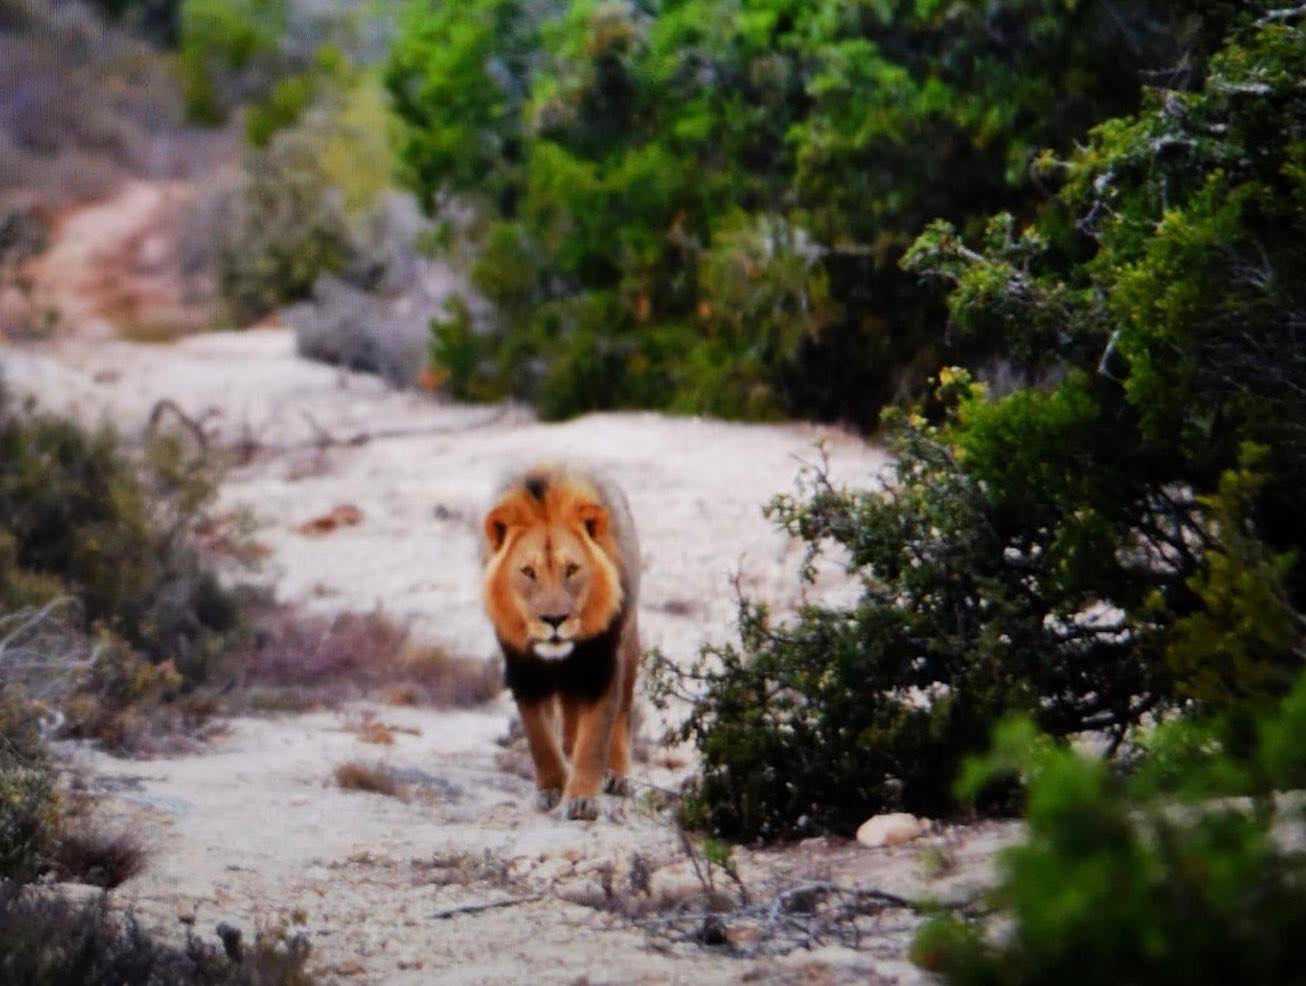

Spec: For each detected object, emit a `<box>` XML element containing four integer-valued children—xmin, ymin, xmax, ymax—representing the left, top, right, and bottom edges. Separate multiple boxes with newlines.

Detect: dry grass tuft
<box><xmin>415</xmin><ymin>850</ymin><xmax>517</xmax><ymax>890</ymax></box>
<box><xmin>334</xmin><ymin>761</ymin><xmax>408</xmax><ymax>801</ymax></box>
<box><xmin>241</xmin><ymin>606</ymin><xmax>501</xmax><ymax>710</ymax></box>
<box><xmin>554</xmin><ymin>855</ymin><xmax>720</xmax><ymax>922</ymax></box>
<box><xmin>343</xmin><ymin>711</ymin><xmax>421</xmax><ymax>746</ymax></box>
<box><xmin>356</xmin><ymin>720</ymin><xmax>395</xmax><ymax>745</ymax></box>
<box><xmin>404</xmin><ymin>648</ymin><xmax>503</xmax><ymax>708</ymax></box>
<box><xmin>295</xmin><ymin>504</ymin><xmax>364</xmax><ymax>537</ymax></box>
<box><xmin>380</xmin><ymin>683</ymin><xmax>422</xmax><ymax>706</ymax></box>
<box><xmin>54</xmin><ymin>825</ymin><xmax>147</xmax><ymax>889</ymax></box>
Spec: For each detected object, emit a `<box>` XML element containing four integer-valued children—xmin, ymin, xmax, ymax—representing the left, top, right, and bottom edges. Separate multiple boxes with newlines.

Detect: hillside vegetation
<box><xmin>386</xmin><ymin>0</ymin><xmax>1237</xmax><ymax>423</ymax></box>
<box><xmin>3</xmin><ymin>1</ymin><xmax>1305</xmax><ymax>982</ymax></box>
<box><xmin>653</xmin><ymin>6</ymin><xmax>1306</xmax><ymax>840</ymax></box>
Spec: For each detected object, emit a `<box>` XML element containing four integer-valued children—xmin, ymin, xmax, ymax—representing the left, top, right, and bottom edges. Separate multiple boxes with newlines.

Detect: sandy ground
<box><xmin>1</xmin><ymin>182</ymin><xmax>1017</xmax><ymax>984</ymax></box>
<box><xmin>4</xmin><ymin>327</ymin><xmax>884</xmax><ymax>667</ymax></box>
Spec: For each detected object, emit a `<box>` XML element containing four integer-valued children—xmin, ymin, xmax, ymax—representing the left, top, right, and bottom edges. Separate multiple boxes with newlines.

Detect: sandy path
<box><xmin>3</xmin><ymin>327</ymin><xmax>883</xmax><ymax>666</ymax></box>
<box><xmin>2</xmin><ymin>182</ymin><xmax>1013</xmax><ymax>984</ymax></box>
<box><xmin>65</xmin><ymin>698</ymin><xmax>1011</xmax><ymax>985</ymax></box>
<box><xmin>23</xmin><ymin>178</ymin><xmax>219</xmax><ymax>340</ymax></box>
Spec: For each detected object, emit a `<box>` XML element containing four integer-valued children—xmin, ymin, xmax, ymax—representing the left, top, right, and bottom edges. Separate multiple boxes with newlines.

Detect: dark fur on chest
<box><xmin>500</xmin><ymin>612</ymin><xmax>626</xmax><ymax>705</ymax></box>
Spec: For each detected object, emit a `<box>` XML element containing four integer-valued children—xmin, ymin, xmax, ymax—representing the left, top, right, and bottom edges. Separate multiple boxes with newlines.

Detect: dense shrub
<box><xmin>0</xmin><ymin>388</ymin><xmax>242</xmax><ymax>680</ymax></box>
<box><xmin>90</xmin><ymin>0</ymin><xmax>182</xmax><ymax>45</ymax></box>
<box><xmin>912</xmin><ymin>671</ymin><xmax>1306</xmax><ymax>985</ymax></box>
<box><xmin>0</xmin><ymin>386</ymin><xmax>245</xmax><ymax>749</ymax></box>
<box><xmin>244</xmin><ymin>73</ymin><xmax>317</xmax><ymax>150</ymax></box>
<box><xmin>178</xmin><ymin>0</ymin><xmax>288</xmax><ymax>123</ymax></box>
<box><xmin>283</xmin><ymin>185</ymin><xmax>454</xmax><ymax>387</ymax></box>
<box><xmin>216</xmin><ymin>65</ymin><xmax>413</xmax><ymax>325</ymax></box>
<box><xmin>215</xmin><ymin>125</ymin><xmax>353</xmax><ymax>323</ymax></box>
<box><xmin>387</xmin><ymin>0</ymin><xmax>1230</xmax><ymax>423</ymax></box>
<box><xmin>0</xmin><ymin>691</ymin><xmax>59</xmax><ymax>883</ymax></box>
<box><xmin>176</xmin><ymin>0</ymin><xmax>404</xmax><ymax>124</ymax></box>
<box><xmin>0</xmin><ymin>883</ymin><xmax>314</xmax><ymax>986</ymax></box>
<box><xmin>286</xmin><ymin>269</ymin><xmax>433</xmax><ymax>387</ymax></box>
<box><xmin>654</xmin><ymin>7</ymin><xmax>1306</xmax><ymax>841</ymax></box>
<box><xmin>1</xmin><ymin>679</ymin><xmax>150</xmax><ymax>887</ymax></box>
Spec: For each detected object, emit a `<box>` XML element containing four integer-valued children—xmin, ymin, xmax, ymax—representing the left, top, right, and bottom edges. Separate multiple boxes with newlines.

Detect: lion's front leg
<box><xmin>561</xmin><ymin>697</ymin><xmax>580</xmax><ymax>758</ymax></box>
<box><xmin>602</xmin><ymin>708</ymin><xmax>631</xmax><ymax>796</ymax></box>
<box><xmin>561</xmin><ymin>693</ymin><xmax>619</xmax><ymax>820</ymax></box>
<box><xmin>604</xmin><ymin>624</ymin><xmax>639</xmax><ymax>797</ymax></box>
<box><xmin>518</xmin><ymin>697</ymin><xmax>567</xmax><ymax>811</ymax></box>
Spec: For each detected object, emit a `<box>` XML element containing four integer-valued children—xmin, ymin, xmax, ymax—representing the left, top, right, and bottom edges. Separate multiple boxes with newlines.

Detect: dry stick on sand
<box><xmin>146</xmin><ymin>398</ymin><xmax>211</xmax><ymax>449</ymax></box>
<box><xmin>429</xmin><ymin>895</ymin><xmax>544</xmax><ymax>920</ymax></box>
<box><xmin>141</xmin><ymin>400</ymin><xmax>510</xmax><ymax>461</ymax></box>
<box><xmin>294</xmin><ymin>407</ymin><xmax>511</xmax><ymax>450</ymax></box>
<box><xmin>257</xmin><ymin>407</ymin><xmax>510</xmax><ymax>457</ymax></box>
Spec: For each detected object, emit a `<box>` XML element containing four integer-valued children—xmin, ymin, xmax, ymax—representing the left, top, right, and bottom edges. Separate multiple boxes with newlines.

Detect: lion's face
<box><xmin>483</xmin><ymin>482</ymin><xmax>624</xmax><ymax>660</ymax></box>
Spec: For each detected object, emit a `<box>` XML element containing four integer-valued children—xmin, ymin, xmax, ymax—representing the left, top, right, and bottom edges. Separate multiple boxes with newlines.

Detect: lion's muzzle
<box><xmin>532</xmin><ymin>639</ymin><xmax>575</xmax><ymax>660</ymax></box>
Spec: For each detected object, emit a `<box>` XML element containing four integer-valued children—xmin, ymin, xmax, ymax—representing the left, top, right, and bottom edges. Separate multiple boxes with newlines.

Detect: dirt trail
<box><xmin>25</xmin><ymin>178</ymin><xmax>216</xmax><ymax>340</ymax></box>
<box><xmin>2</xmin><ymin>182</ymin><xmax>1014</xmax><ymax>985</ymax></box>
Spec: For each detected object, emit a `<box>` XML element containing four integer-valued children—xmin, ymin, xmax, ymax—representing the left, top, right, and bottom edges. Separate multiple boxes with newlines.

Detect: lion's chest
<box><xmin>499</xmin><ymin>615</ymin><xmax>625</xmax><ymax>704</ymax></box>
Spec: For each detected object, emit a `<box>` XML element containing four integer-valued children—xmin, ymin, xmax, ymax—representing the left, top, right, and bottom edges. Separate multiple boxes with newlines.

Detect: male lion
<box><xmin>482</xmin><ymin>464</ymin><xmax>640</xmax><ymax>820</ymax></box>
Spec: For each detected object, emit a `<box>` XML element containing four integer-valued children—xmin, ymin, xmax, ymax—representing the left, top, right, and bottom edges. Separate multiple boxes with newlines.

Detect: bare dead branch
<box><xmin>216</xmin><ymin>406</ymin><xmax>510</xmax><ymax>459</ymax></box>
<box><xmin>146</xmin><ymin>399</ymin><xmax>210</xmax><ymax>450</ymax></box>
<box><xmin>1258</xmin><ymin>5</ymin><xmax>1306</xmax><ymax>26</ymax></box>
<box><xmin>428</xmin><ymin>895</ymin><xmax>543</xmax><ymax>920</ymax></box>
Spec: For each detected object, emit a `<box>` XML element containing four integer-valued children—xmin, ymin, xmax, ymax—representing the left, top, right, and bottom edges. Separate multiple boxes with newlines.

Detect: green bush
<box><xmin>654</xmin><ymin>7</ymin><xmax>1306</xmax><ymax>841</ymax></box>
<box><xmin>0</xmin><ymin>691</ymin><xmax>59</xmax><ymax>883</ymax></box>
<box><xmin>913</xmin><ymin>672</ymin><xmax>1306</xmax><ymax>985</ymax></box>
<box><xmin>0</xmin><ymin>387</ymin><xmax>245</xmax><ymax>749</ymax></box>
<box><xmin>216</xmin><ymin>125</ymin><xmax>352</xmax><ymax>323</ymax></box>
<box><xmin>0</xmin><ymin>389</ymin><xmax>242</xmax><ymax>681</ymax></box>
<box><xmin>90</xmin><ymin>0</ymin><xmax>181</xmax><ymax>45</ymax></box>
<box><xmin>245</xmin><ymin>73</ymin><xmax>315</xmax><ymax>149</ymax></box>
<box><xmin>389</xmin><ymin>0</ymin><xmax>1227</xmax><ymax>422</ymax></box>
<box><xmin>901</xmin><ymin>7</ymin><xmax>1306</xmax><ymax>618</ymax></box>
<box><xmin>217</xmin><ymin>65</ymin><xmax>401</xmax><ymax>324</ymax></box>
<box><xmin>651</xmin><ymin>386</ymin><xmax>1171</xmax><ymax>839</ymax></box>
<box><xmin>178</xmin><ymin>0</ymin><xmax>287</xmax><ymax>123</ymax></box>
<box><xmin>243</xmin><ymin>45</ymin><xmax>356</xmax><ymax>150</ymax></box>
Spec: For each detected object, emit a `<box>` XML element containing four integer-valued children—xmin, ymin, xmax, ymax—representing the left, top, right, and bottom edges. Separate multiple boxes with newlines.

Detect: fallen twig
<box><xmin>146</xmin><ymin>398</ymin><xmax>211</xmax><ymax>449</ymax></box>
<box><xmin>1258</xmin><ymin>5</ymin><xmax>1306</xmax><ymax>26</ymax></box>
<box><xmin>132</xmin><ymin>405</ymin><xmax>512</xmax><ymax>461</ymax></box>
<box><xmin>429</xmin><ymin>894</ymin><xmax>543</xmax><ymax>920</ymax></box>
<box><xmin>223</xmin><ymin>407</ymin><xmax>511</xmax><ymax>458</ymax></box>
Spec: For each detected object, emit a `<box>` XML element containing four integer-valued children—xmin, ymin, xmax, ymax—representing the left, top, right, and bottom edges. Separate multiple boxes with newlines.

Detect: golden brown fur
<box><xmin>482</xmin><ymin>464</ymin><xmax>640</xmax><ymax>820</ymax></box>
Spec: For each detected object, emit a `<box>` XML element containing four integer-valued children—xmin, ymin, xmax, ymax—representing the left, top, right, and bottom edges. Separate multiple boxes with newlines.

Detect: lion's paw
<box><xmin>536</xmin><ymin>788</ymin><xmax>562</xmax><ymax>812</ymax></box>
<box><xmin>602</xmin><ymin>772</ymin><xmax>630</xmax><ymax>797</ymax></box>
<box><xmin>564</xmin><ymin>796</ymin><xmax>600</xmax><ymax>821</ymax></box>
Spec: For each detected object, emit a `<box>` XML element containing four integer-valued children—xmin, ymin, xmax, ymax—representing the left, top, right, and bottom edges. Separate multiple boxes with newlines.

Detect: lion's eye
<box><xmin>520</xmin><ymin>565</ymin><xmax>536</xmax><ymax>580</ymax></box>
<box><xmin>564</xmin><ymin>562</ymin><xmax>580</xmax><ymax>578</ymax></box>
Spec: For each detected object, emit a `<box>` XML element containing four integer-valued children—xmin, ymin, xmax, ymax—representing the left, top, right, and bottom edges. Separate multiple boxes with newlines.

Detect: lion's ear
<box><xmin>575</xmin><ymin>502</ymin><xmax>609</xmax><ymax>542</ymax></box>
<box><xmin>484</xmin><ymin>504</ymin><xmax>522</xmax><ymax>552</ymax></box>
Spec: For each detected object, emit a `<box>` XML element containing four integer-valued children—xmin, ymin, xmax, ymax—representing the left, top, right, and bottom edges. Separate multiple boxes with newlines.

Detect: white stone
<box><xmin>856</xmin><ymin>813</ymin><xmax>929</xmax><ymax>848</ymax></box>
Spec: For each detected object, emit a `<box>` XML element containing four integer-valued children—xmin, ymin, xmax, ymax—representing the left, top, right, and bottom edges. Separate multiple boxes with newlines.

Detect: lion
<box><xmin>482</xmin><ymin>463</ymin><xmax>640</xmax><ymax>820</ymax></box>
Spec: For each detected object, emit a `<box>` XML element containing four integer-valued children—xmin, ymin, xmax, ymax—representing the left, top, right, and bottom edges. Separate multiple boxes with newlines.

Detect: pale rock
<box><xmin>856</xmin><ymin>813</ymin><xmax>929</xmax><ymax>848</ymax></box>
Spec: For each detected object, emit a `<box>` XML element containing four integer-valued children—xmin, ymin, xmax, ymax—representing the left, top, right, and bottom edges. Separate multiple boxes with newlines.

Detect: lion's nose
<box><xmin>540</xmin><ymin>614</ymin><xmax>568</xmax><ymax>630</ymax></box>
